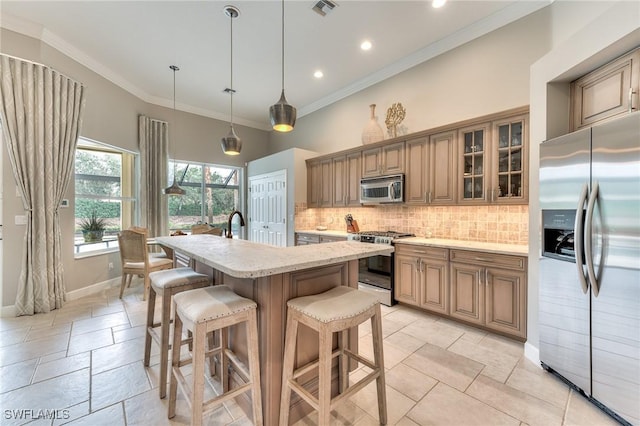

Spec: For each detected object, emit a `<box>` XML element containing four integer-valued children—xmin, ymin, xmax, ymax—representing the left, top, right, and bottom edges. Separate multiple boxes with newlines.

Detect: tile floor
<box><xmin>0</xmin><ymin>279</ymin><xmax>619</xmax><ymax>426</ymax></box>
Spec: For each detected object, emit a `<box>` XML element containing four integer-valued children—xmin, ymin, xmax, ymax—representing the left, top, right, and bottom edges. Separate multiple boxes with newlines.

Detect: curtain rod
<box><xmin>0</xmin><ymin>53</ymin><xmax>85</xmax><ymax>87</ymax></box>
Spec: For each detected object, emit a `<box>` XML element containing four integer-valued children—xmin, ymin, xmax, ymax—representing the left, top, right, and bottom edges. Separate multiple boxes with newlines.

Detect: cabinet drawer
<box><xmin>296</xmin><ymin>233</ymin><xmax>320</xmax><ymax>245</ymax></box>
<box><xmin>395</xmin><ymin>244</ymin><xmax>449</xmax><ymax>260</ymax></box>
<box><xmin>450</xmin><ymin>249</ymin><xmax>525</xmax><ymax>271</ymax></box>
<box><xmin>320</xmin><ymin>235</ymin><xmax>346</xmax><ymax>243</ymax></box>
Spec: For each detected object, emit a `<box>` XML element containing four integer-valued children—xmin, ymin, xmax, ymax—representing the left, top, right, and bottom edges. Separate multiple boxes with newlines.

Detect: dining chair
<box><xmin>117</xmin><ymin>228</ymin><xmax>174</xmax><ymax>300</ymax></box>
<box><xmin>191</xmin><ymin>224</ymin><xmax>225</xmax><ymax>236</ymax></box>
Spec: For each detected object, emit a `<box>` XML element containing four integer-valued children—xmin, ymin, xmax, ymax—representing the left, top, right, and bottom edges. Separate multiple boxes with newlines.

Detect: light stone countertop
<box><xmin>155</xmin><ymin>235</ymin><xmax>393</xmax><ymax>279</ymax></box>
<box><xmin>295</xmin><ymin>230</ymin><xmax>528</xmax><ymax>256</ymax></box>
<box><xmin>396</xmin><ymin>237</ymin><xmax>528</xmax><ymax>256</ymax></box>
<box><xmin>295</xmin><ymin>229</ymin><xmax>350</xmax><ymax>238</ymax></box>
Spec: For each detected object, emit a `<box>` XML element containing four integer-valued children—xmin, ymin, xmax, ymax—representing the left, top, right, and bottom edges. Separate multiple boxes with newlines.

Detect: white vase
<box><xmin>361</xmin><ymin>104</ymin><xmax>384</xmax><ymax>145</ymax></box>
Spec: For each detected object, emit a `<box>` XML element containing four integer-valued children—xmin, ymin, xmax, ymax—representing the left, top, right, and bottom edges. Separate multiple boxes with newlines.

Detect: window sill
<box><xmin>74</xmin><ymin>247</ymin><xmax>119</xmax><ymax>260</ymax></box>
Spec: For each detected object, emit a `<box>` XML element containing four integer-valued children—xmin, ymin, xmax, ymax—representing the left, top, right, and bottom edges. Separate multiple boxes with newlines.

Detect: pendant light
<box><xmin>269</xmin><ymin>0</ymin><xmax>296</xmax><ymax>132</ymax></box>
<box><xmin>164</xmin><ymin>65</ymin><xmax>187</xmax><ymax>196</ymax></box>
<box><xmin>221</xmin><ymin>5</ymin><xmax>242</xmax><ymax>156</ymax></box>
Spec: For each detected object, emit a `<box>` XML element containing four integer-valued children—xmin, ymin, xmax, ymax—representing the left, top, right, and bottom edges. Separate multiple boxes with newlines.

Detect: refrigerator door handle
<box><xmin>574</xmin><ymin>183</ymin><xmax>589</xmax><ymax>294</ymax></box>
<box><xmin>585</xmin><ymin>181</ymin><xmax>600</xmax><ymax>297</ymax></box>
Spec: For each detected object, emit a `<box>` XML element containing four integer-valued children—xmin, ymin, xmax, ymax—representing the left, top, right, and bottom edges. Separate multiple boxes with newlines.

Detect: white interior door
<box><xmin>248</xmin><ymin>170</ymin><xmax>286</xmax><ymax>247</ymax></box>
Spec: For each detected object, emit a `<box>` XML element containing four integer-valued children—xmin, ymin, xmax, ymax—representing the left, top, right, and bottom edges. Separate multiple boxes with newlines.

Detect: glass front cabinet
<box><xmin>458</xmin><ymin>112</ymin><xmax>528</xmax><ymax>204</ymax></box>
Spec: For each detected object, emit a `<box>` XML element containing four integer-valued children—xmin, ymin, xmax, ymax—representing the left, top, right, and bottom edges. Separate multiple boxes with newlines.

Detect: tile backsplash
<box><xmin>295</xmin><ymin>204</ymin><xmax>529</xmax><ymax>245</ymax></box>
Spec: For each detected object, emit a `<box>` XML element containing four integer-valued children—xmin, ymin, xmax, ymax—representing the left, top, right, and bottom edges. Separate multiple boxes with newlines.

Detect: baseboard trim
<box><xmin>524</xmin><ymin>341</ymin><xmax>541</xmax><ymax>368</ymax></box>
<box><xmin>66</xmin><ymin>277</ymin><xmax>121</xmax><ymax>301</ymax></box>
<box><xmin>1</xmin><ymin>277</ymin><xmax>121</xmax><ymax>317</ymax></box>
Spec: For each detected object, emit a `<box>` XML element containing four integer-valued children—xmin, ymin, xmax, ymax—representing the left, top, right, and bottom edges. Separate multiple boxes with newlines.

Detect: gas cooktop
<box><xmin>348</xmin><ymin>231</ymin><xmax>415</xmax><ymax>245</ymax></box>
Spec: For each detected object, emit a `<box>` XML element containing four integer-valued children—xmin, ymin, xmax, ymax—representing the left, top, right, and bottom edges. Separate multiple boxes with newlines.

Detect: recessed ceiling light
<box><xmin>360</xmin><ymin>40</ymin><xmax>372</xmax><ymax>51</ymax></box>
<box><xmin>313</xmin><ymin>70</ymin><xmax>324</xmax><ymax>79</ymax></box>
<box><xmin>432</xmin><ymin>0</ymin><xmax>447</xmax><ymax>8</ymax></box>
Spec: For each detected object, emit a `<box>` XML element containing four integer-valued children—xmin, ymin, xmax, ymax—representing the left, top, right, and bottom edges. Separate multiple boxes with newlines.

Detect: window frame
<box><xmin>74</xmin><ymin>138</ymin><xmax>139</xmax><ymax>258</ymax></box>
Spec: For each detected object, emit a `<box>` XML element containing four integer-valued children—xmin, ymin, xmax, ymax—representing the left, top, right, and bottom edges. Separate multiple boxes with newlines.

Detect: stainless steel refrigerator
<box><xmin>539</xmin><ymin>112</ymin><xmax>640</xmax><ymax>425</ymax></box>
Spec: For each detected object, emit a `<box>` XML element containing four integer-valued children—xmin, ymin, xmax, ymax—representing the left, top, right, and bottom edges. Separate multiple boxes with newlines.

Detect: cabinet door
<box><xmin>332</xmin><ymin>156</ymin><xmax>346</xmax><ymax>206</ymax></box>
<box><xmin>429</xmin><ymin>130</ymin><xmax>456</xmax><ymax>205</ymax></box>
<box><xmin>307</xmin><ymin>160</ymin><xmax>320</xmax><ymax>207</ymax></box>
<box><xmin>458</xmin><ymin>123</ymin><xmax>490</xmax><ymax>204</ymax></box>
<box><xmin>319</xmin><ymin>159</ymin><xmax>333</xmax><ymax>207</ymax></box>
<box><xmin>571</xmin><ymin>48</ymin><xmax>640</xmax><ymax>131</ymax></box>
<box><xmin>420</xmin><ymin>258</ymin><xmax>449</xmax><ymax>315</ymax></box>
<box><xmin>382</xmin><ymin>142</ymin><xmax>405</xmax><ymax>175</ymax></box>
<box><xmin>405</xmin><ymin>138</ymin><xmax>429</xmax><ymax>204</ymax></box>
<box><xmin>449</xmin><ymin>262</ymin><xmax>484</xmax><ymax>325</ymax></box>
<box><xmin>492</xmin><ymin>115</ymin><xmax>528</xmax><ymax>204</ymax></box>
<box><xmin>485</xmin><ymin>267</ymin><xmax>526</xmax><ymax>339</ymax></box>
<box><xmin>345</xmin><ymin>152</ymin><xmax>362</xmax><ymax>206</ymax></box>
<box><xmin>395</xmin><ymin>254</ymin><xmax>420</xmax><ymax>305</ymax></box>
<box><xmin>362</xmin><ymin>147</ymin><xmax>382</xmax><ymax>177</ymax></box>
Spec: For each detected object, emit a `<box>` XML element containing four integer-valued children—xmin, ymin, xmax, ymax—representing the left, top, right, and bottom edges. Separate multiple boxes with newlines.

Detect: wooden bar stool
<box><xmin>144</xmin><ymin>267</ymin><xmax>210</xmax><ymax>399</ymax></box>
<box><xmin>168</xmin><ymin>285</ymin><xmax>263</xmax><ymax>426</ymax></box>
<box><xmin>279</xmin><ymin>286</ymin><xmax>387</xmax><ymax>425</ymax></box>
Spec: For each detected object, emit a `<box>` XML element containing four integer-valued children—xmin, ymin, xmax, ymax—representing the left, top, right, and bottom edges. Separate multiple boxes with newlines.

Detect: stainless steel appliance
<box><xmin>348</xmin><ymin>231</ymin><xmax>414</xmax><ymax>306</ymax></box>
<box><xmin>360</xmin><ymin>174</ymin><xmax>404</xmax><ymax>204</ymax></box>
<box><xmin>539</xmin><ymin>112</ymin><xmax>640</xmax><ymax>426</ymax></box>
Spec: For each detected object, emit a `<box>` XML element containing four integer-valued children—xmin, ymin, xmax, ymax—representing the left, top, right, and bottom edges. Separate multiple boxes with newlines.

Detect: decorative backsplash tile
<box><xmin>295</xmin><ymin>204</ymin><xmax>529</xmax><ymax>245</ymax></box>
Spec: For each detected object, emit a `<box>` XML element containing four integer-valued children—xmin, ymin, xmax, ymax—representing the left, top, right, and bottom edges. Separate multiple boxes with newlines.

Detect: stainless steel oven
<box><xmin>348</xmin><ymin>231</ymin><xmax>414</xmax><ymax>306</ymax></box>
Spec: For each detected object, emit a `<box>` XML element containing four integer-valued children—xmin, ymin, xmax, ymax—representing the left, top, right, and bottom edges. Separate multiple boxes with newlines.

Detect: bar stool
<box><xmin>168</xmin><ymin>285</ymin><xmax>263</xmax><ymax>426</ymax></box>
<box><xmin>144</xmin><ymin>267</ymin><xmax>210</xmax><ymax>399</ymax></box>
<box><xmin>279</xmin><ymin>286</ymin><xmax>387</xmax><ymax>426</ymax></box>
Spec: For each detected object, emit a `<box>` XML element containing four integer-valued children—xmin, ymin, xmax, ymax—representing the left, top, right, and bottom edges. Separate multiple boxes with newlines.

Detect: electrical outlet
<box><xmin>108</xmin><ymin>262</ymin><xmax>114</xmax><ymax>270</ymax></box>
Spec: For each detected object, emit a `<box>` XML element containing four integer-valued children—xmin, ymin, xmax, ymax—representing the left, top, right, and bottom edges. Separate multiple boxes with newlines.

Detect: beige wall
<box><xmin>0</xmin><ymin>29</ymin><xmax>271</xmax><ymax>309</ymax></box>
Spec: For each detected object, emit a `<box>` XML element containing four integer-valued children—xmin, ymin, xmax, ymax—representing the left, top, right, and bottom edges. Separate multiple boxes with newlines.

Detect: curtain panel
<box><xmin>139</xmin><ymin>115</ymin><xmax>169</xmax><ymax>238</ymax></box>
<box><xmin>0</xmin><ymin>55</ymin><xmax>85</xmax><ymax>315</ymax></box>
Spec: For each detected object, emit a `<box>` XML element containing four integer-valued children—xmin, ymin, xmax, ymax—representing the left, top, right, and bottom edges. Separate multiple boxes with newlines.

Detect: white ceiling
<box><xmin>1</xmin><ymin>1</ymin><xmax>550</xmax><ymax>130</ymax></box>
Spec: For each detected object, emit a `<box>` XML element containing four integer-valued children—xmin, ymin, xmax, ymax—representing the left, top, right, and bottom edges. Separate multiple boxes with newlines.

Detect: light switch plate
<box><xmin>15</xmin><ymin>215</ymin><xmax>27</xmax><ymax>225</ymax></box>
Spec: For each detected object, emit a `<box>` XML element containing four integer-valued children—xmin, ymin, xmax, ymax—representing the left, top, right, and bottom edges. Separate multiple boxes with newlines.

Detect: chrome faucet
<box><xmin>226</xmin><ymin>210</ymin><xmax>245</xmax><ymax>238</ymax></box>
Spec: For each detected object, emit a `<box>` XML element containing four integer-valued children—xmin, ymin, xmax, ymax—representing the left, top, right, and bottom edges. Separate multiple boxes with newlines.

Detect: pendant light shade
<box><xmin>164</xmin><ymin>65</ymin><xmax>186</xmax><ymax>196</ymax></box>
<box><xmin>221</xmin><ymin>6</ymin><xmax>242</xmax><ymax>155</ymax></box>
<box><xmin>269</xmin><ymin>0</ymin><xmax>296</xmax><ymax>132</ymax></box>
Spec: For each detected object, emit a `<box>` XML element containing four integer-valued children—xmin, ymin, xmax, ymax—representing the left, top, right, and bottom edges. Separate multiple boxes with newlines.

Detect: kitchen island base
<box><xmin>196</xmin><ymin>259</ymin><xmax>359</xmax><ymax>425</ymax></box>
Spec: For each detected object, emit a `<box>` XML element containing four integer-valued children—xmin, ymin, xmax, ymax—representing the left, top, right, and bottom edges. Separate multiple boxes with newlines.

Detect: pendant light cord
<box><xmin>230</xmin><ymin>11</ymin><xmax>234</xmax><ymax>126</ymax></box>
<box><xmin>281</xmin><ymin>0</ymin><xmax>285</xmax><ymax>91</ymax></box>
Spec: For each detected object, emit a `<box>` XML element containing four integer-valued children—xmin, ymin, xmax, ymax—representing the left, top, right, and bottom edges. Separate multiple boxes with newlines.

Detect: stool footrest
<box><xmin>287</xmin><ymin>379</ymin><xmax>320</xmax><ymax>411</ymax></box>
<box><xmin>202</xmin><ymin>382</ymin><xmax>253</xmax><ymax>416</ymax></box>
<box><xmin>292</xmin><ymin>348</ymin><xmax>341</xmax><ymax>380</ymax></box>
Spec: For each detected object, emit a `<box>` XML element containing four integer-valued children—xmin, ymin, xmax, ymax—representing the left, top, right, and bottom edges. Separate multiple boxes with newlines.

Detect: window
<box><xmin>168</xmin><ymin>161</ymin><xmax>242</xmax><ymax>236</ymax></box>
<box><xmin>75</xmin><ymin>138</ymin><xmax>137</xmax><ymax>255</ymax></box>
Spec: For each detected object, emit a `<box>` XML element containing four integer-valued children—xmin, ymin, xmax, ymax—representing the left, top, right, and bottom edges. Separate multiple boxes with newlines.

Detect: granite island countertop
<box><xmin>155</xmin><ymin>235</ymin><xmax>393</xmax><ymax>279</ymax></box>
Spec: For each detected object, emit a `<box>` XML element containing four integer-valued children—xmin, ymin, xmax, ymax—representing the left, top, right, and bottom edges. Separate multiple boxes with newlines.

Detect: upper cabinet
<box><xmin>362</xmin><ymin>142</ymin><xmax>405</xmax><ymax>178</ymax></box>
<box><xmin>405</xmin><ymin>131</ymin><xmax>456</xmax><ymax>205</ymax></box>
<box><xmin>332</xmin><ymin>152</ymin><xmax>361</xmax><ymax>206</ymax></box>
<box><xmin>459</xmin><ymin>122</ymin><xmax>491</xmax><ymax>204</ymax></box>
<box><xmin>571</xmin><ymin>48</ymin><xmax>639</xmax><ymax>131</ymax></box>
<box><xmin>307</xmin><ymin>158</ymin><xmax>332</xmax><ymax>208</ymax></box>
<box><xmin>307</xmin><ymin>106</ymin><xmax>528</xmax><ymax>208</ymax></box>
<box><xmin>458</xmin><ymin>112</ymin><xmax>528</xmax><ymax>205</ymax></box>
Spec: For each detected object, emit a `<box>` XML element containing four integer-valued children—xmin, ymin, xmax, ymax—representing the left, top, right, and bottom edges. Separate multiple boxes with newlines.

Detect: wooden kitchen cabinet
<box><xmin>449</xmin><ymin>249</ymin><xmax>527</xmax><ymax>339</ymax></box>
<box><xmin>295</xmin><ymin>233</ymin><xmax>320</xmax><ymax>245</ymax></box>
<box><xmin>319</xmin><ymin>235</ymin><xmax>347</xmax><ymax>243</ymax></box>
<box><xmin>395</xmin><ymin>244</ymin><xmax>449</xmax><ymax>314</ymax></box>
<box><xmin>307</xmin><ymin>158</ymin><xmax>333</xmax><ymax>208</ymax></box>
<box><xmin>332</xmin><ymin>152</ymin><xmax>361</xmax><ymax>206</ymax></box>
<box><xmin>491</xmin><ymin>114</ymin><xmax>528</xmax><ymax>203</ymax></box>
<box><xmin>362</xmin><ymin>142</ymin><xmax>405</xmax><ymax>177</ymax></box>
<box><xmin>457</xmin><ymin>111</ymin><xmax>528</xmax><ymax>205</ymax></box>
<box><xmin>405</xmin><ymin>131</ymin><xmax>456</xmax><ymax>205</ymax></box>
<box><xmin>571</xmin><ymin>48</ymin><xmax>639</xmax><ymax>131</ymax></box>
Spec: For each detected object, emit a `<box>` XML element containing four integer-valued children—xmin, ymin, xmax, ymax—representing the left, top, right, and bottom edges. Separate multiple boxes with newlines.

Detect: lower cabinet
<box><xmin>395</xmin><ymin>243</ymin><xmax>527</xmax><ymax>340</ymax></box>
<box><xmin>395</xmin><ymin>245</ymin><xmax>449</xmax><ymax>315</ymax></box>
<box><xmin>295</xmin><ymin>232</ymin><xmax>347</xmax><ymax>246</ymax></box>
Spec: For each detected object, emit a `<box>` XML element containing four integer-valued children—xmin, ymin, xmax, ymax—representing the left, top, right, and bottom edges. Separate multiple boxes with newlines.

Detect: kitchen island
<box><xmin>155</xmin><ymin>235</ymin><xmax>393</xmax><ymax>425</ymax></box>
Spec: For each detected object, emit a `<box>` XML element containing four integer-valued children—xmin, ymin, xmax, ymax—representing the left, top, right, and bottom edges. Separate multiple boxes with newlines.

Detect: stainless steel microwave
<box><xmin>360</xmin><ymin>174</ymin><xmax>404</xmax><ymax>204</ymax></box>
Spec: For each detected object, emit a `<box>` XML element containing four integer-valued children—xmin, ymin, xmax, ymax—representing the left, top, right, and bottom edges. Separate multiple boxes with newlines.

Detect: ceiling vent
<box><xmin>312</xmin><ymin>0</ymin><xmax>337</xmax><ymax>17</ymax></box>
